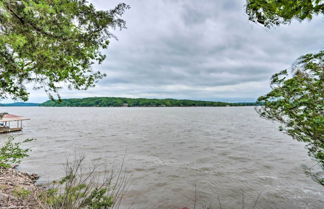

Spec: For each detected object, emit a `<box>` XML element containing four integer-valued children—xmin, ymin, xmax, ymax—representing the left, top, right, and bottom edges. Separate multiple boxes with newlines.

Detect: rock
<box><xmin>29</xmin><ymin>173</ymin><xmax>40</xmax><ymax>182</ymax></box>
<box><xmin>0</xmin><ymin>192</ymin><xmax>9</xmax><ymax>201</ymax></box>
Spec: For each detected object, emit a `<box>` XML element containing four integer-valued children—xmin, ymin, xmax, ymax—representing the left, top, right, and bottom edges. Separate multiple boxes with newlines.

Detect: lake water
<box><xmin>0</xmin><ymin>107</ymin><xmax>323</xmax><ymax>209</ymax></box>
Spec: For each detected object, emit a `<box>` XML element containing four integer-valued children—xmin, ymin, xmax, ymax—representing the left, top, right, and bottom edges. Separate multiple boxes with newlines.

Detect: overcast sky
<box><xmin>23</xmin><ymin>0</ymin><xmax>324</xmax><ymax>102</ymax></box>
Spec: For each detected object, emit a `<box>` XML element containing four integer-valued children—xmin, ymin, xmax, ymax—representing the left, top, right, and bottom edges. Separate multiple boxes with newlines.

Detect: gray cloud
<box><xmin>25</xmin><ymin>0</ymin><xmax>324</xmax><ymax>102</ymax></box>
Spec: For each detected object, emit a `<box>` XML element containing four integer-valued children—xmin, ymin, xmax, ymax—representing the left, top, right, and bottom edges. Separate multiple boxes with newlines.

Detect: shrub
<box><xmin>41</xmin><ymin>157</ymin><xmax>127</xmax><ymax>209</ymax></box>
<box><xmin>0</xmin><ymin>137</ymin><xmax>34</xmax><ymax>168</ymax></box>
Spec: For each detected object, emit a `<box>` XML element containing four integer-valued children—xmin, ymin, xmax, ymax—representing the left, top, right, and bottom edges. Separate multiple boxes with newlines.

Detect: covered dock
<box><xmin>0</xmin><ymin>113</ymin><xmax>30</xmax><ymax>134</ymax></box>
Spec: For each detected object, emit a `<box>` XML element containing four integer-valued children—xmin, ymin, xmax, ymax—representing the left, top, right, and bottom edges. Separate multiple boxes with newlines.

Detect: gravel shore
<box><xmin>0</xmin><ymin>167</ymin><xmax>42</xmax><ymax>208</ymax></box>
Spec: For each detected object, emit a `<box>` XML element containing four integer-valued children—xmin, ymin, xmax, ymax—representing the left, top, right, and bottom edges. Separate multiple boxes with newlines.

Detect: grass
<box><xmin>12</xmin><ymin>186</ymin><xmax>32</xmax><ymax>199</ymax></box>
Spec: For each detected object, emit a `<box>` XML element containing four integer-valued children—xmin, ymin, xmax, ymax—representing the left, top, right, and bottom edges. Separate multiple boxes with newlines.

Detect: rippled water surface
<box><xmin>0</xmin><ymin>107</ymin><xmax>323</xmax><ymax>209</ymax></box>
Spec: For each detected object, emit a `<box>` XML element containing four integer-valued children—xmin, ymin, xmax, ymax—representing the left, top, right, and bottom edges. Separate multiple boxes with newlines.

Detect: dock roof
<box><xmin>0</xmin><ymin>114</ymin><xmax>30</xmax><ymax>122</ymax></box>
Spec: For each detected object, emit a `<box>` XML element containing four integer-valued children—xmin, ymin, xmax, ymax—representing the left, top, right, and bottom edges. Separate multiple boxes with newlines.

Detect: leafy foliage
<box><xmin>0</xmin><ymin>0</ymin><xmax>129</xmax><ymax>101</ymax></box>
<box><xmin>0</xmin><ymin>137</ymin><xmax>34</xmax><ymax>168</ymax></box>
<box><xmin>246</xmin><ymin>0</ymin><xmax>324</xmax><ymax>27</ymax></box>
<box><xmin>257</xmin><ymin>51</ymin><xmax>324</xmax><ymax>184</ymax></box>
<box><xmin>40</xmin><ymin>97</ymin><xmax>257</xmax><ymax>107</ymax></box>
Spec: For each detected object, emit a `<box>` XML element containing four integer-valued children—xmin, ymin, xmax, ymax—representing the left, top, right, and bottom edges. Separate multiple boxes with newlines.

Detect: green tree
<box><xmin>0</xmin><ymin>0</ymin><xmax>129</xmax><ymax>101</ymax></box>
<box><xmin>246</xmin><ymin>0</ymin><xmax>324</xmax><ymax>27</ymax></box>
<box><xmin>246</xmin><ymin>1</ymin><xmax>324</xmax><ymax>184</ymax></box>
<box><xmin>257</xmin><ymin>52</ymin><xmax>324</xmax><ymax>184</ymax></box>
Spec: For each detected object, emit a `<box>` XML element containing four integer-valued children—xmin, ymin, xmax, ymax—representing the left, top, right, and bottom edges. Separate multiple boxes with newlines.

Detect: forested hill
<box><xmin>40</xmin><ymin>97</ymin><xmax>257</xmax><ymax>107</ymax></box>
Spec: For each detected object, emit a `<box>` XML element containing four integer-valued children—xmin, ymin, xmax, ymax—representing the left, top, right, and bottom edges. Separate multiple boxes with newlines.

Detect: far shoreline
<box><xmin>1</xmin><ymin>96</ymin><xmax>259</xmax><ymax>108</ymax></box>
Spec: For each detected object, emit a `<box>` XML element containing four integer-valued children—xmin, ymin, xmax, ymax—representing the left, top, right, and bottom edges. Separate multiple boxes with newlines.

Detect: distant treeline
<box><xmin>40</xmin><ymin>97</ymin><xmax>257</xmax><ymax>107</ymax></box>
<box><xmin>0</xmin><ymin>102</ymin><xmax>39</xmax><ymax>106</ymax></box>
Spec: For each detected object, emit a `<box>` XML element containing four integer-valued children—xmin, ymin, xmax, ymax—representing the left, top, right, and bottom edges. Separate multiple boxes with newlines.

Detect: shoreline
<box><xmin>0</xmin><ymin>167</ymin><xmax>42</xmax><ymax>208</ymax></box>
